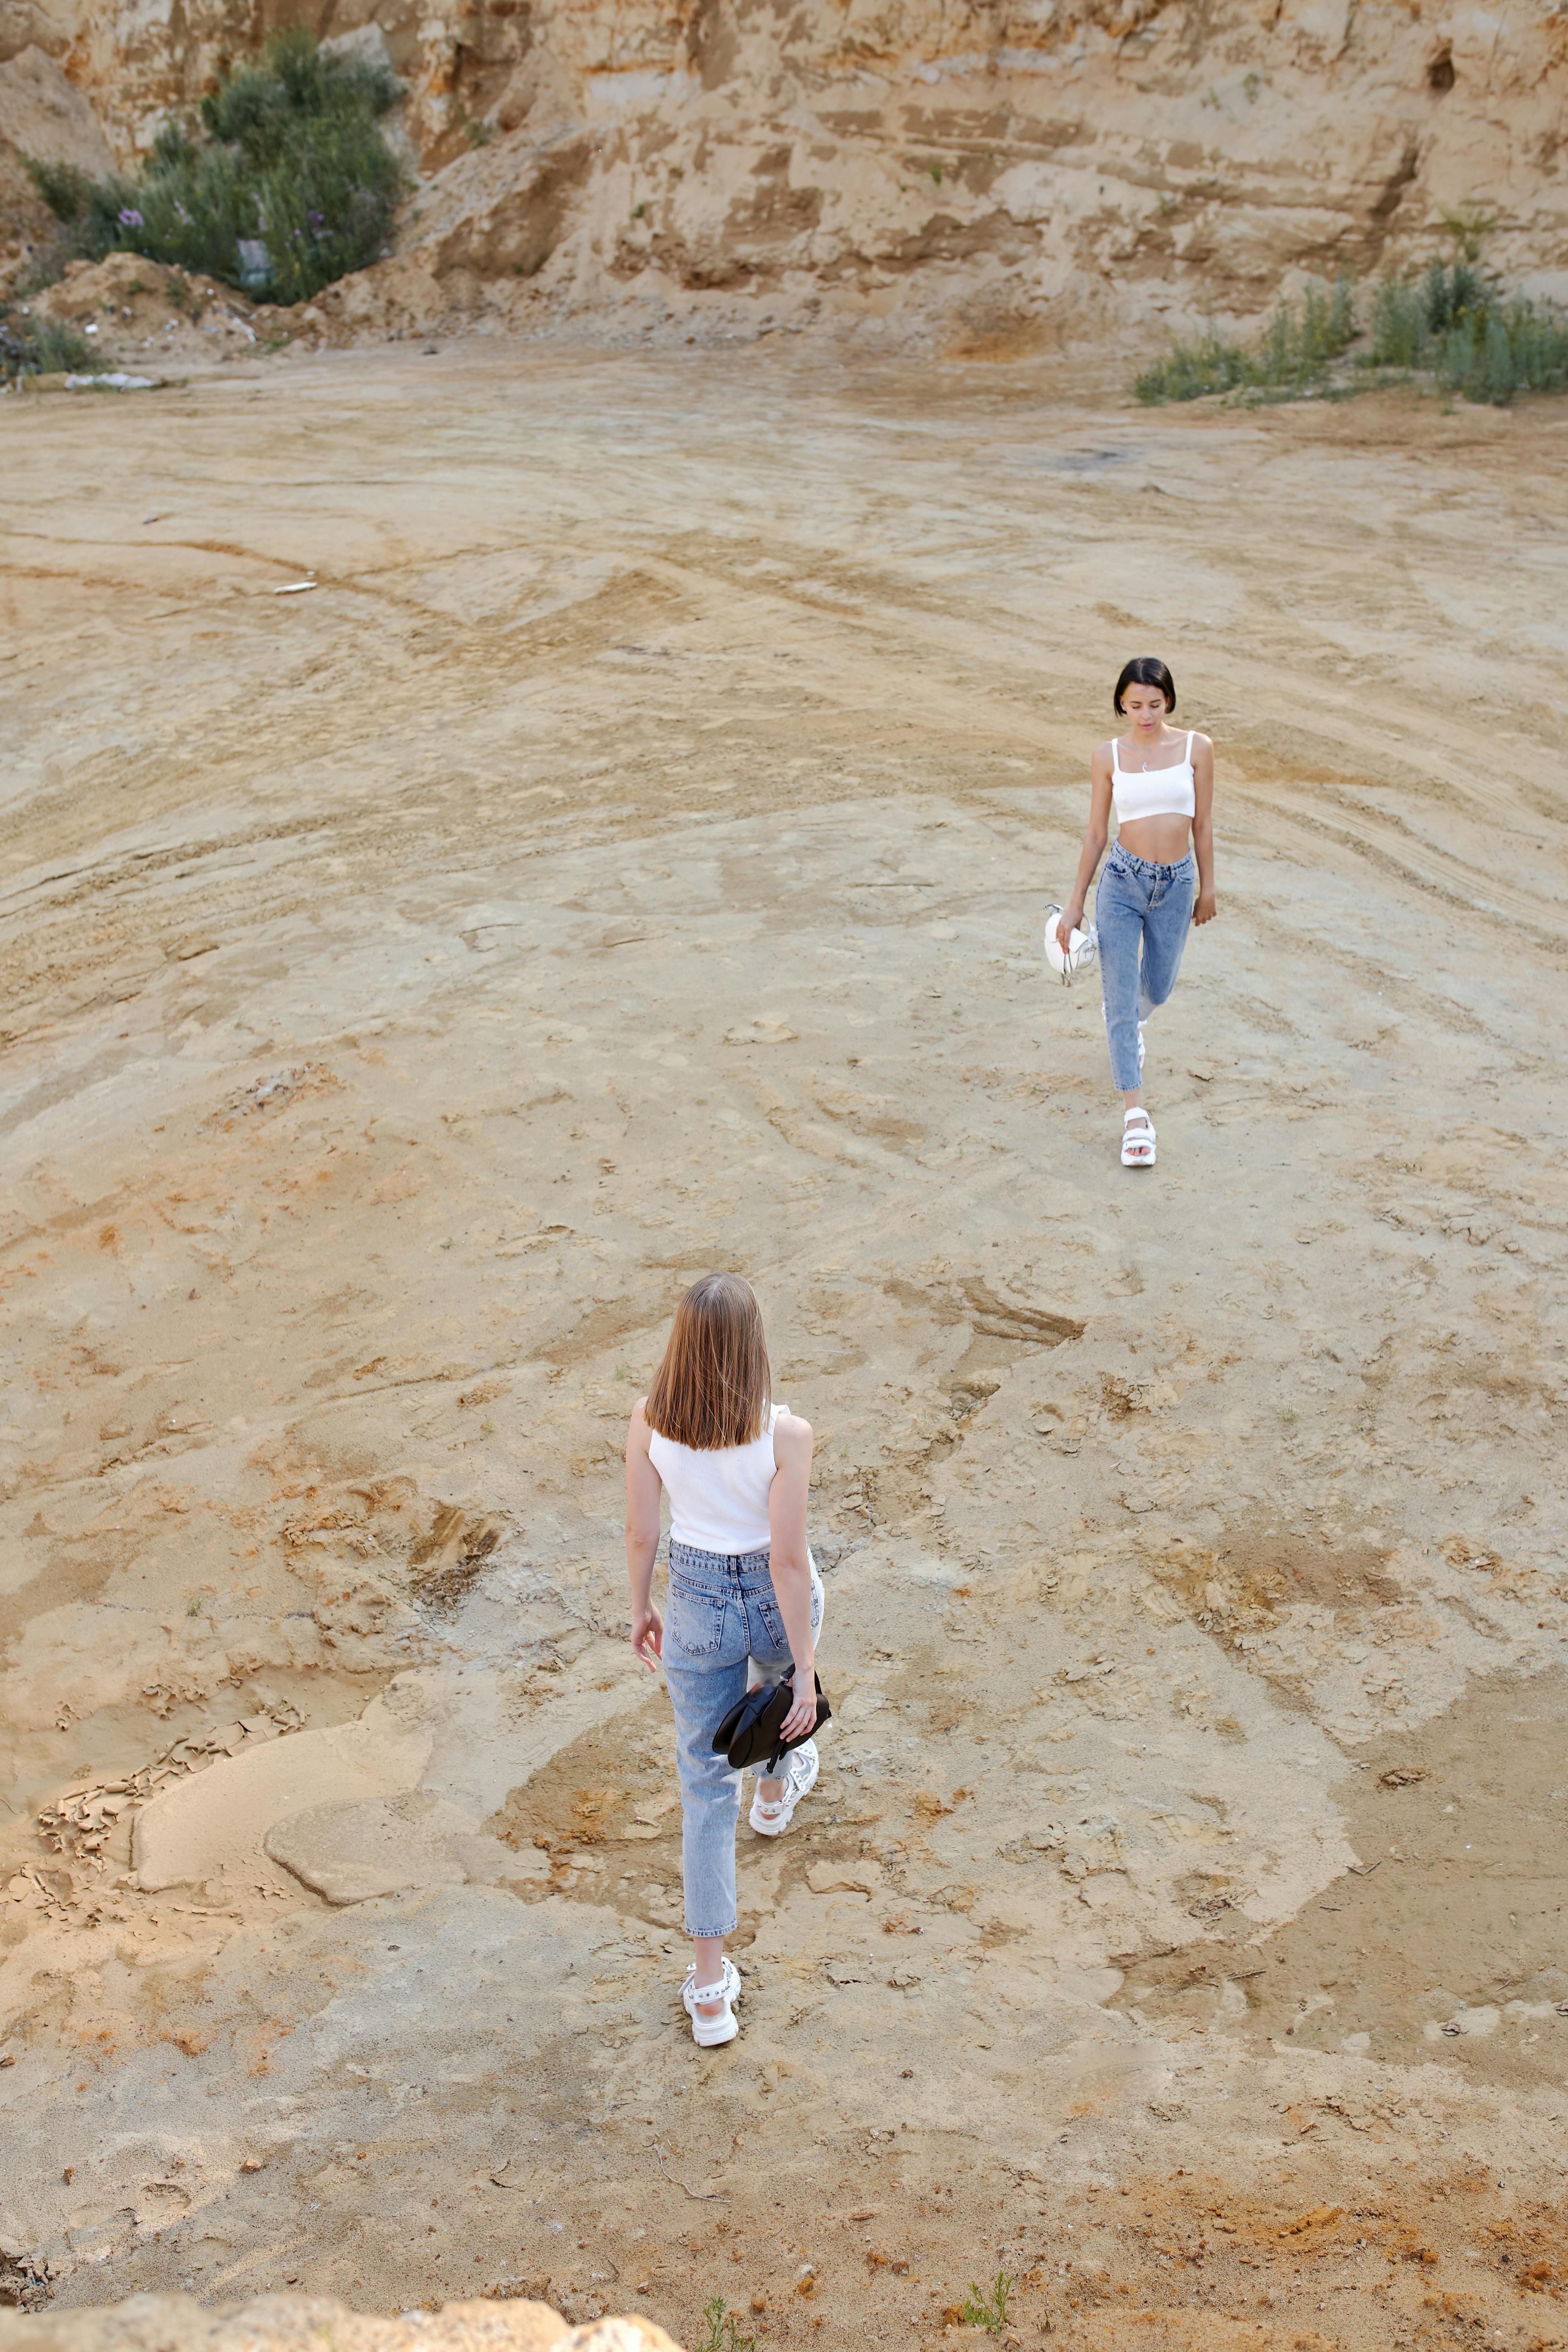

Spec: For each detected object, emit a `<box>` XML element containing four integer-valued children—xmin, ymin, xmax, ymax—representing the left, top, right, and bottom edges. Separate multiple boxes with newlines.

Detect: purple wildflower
<box><xmin>118</xmin><ymin>207</ymin><xmax>144</xmax><ymax>228</ymax></box>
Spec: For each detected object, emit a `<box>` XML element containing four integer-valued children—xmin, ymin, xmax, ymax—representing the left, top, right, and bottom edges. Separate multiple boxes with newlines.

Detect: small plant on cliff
<box><xmin>22</xmin><ymin>157</ymin><xmax>96</xmax><ymax>224</ymax></box>
<box><xmin>1435</xmin><ymin>201</ymin><xmax>1501</xmax><ymax>263</ymax></box>
<box><xmin>24</xmin><ymin>28</ymin><xmax>405</xmax><ymax>307</ymax></box>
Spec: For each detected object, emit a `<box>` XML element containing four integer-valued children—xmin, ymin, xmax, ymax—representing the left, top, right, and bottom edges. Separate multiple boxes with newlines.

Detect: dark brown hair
<box><xmin>1114</xmin><ymin>655</ymin><xmax>1176</xmax><ymax>714</ymax></box>
<box><xmin>646</xmin><ymin>1272</ymin><xmax>771</xmax><ymax>1450</ymax></box>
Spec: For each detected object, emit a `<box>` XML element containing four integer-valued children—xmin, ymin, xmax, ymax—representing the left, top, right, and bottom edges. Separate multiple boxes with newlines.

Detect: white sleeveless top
<box><xmin>1111</xmin><ymin>731</ymin><xmax>1196</xmax><ymax>823</ymax></box>
<box><xmin>649</xmin><ymin>1404</ymin><xmax>784</xmax><ymax>1554</ymax></box>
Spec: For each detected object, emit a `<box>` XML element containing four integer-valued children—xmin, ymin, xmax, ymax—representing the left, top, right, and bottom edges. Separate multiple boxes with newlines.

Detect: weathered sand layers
<box><xmin>2</xmin><ymin>0</ymin><xmax>1566</xmax><ymax>347</ymax></box>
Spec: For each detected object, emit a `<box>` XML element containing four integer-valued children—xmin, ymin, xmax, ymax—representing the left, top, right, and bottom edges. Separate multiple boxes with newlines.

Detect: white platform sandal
<box><xmin>1121</xmin><ymin>1108</ymin><xmax>1156</xmax><ymax>1167</ymax></box>
<box><xmin>749</xmin><ymin>1740</ymin><xmax>818</xmax><ymax>1838</ymax></box>
<box><xmin>681</xmin><ymin>1955</ymin><xmax>741</xmax><ymax>2047</ymax></box>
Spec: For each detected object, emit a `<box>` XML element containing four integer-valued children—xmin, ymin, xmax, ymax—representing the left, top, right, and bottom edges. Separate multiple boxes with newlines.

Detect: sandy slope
<box><xmin>2</xmin><ymin>344</ymin><xmax>1567</xmax><ymax>2350</ymax></box>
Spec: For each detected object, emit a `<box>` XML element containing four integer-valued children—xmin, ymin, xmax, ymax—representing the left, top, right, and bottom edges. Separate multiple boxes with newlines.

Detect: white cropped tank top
<box><xmin>1111</xmin><ymin>731</ymin><xmax>1196</xmax><ymax>823</ymax></box>
<box><xmin>649</xmin><ymin>1404</ymin><xmax>784</xmax><ymax>1555</ymax></box>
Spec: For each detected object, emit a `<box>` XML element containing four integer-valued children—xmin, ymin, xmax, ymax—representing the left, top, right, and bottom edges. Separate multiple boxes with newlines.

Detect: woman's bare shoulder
<box><xmin>628</xmin><ymin>1397</ymin><xmax>653</xmax><ymax>1444</ymax></box>
<box><xmin>773</xmin><ymin>1408</ymin><xmax>814</xmax><ymax>1450</ymax></box>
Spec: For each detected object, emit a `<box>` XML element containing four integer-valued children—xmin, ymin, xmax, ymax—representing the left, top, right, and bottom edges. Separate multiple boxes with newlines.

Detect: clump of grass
<box><xmin>0</xmin><ymin>310</ymin><xmax>97</xmax><ymax>381</ymax></box>
<box><xmin>1258</xmin><ymin>273</ymin><xmax>1356</xmax><ymax>382</ymax></box>
<box><xmin>1365</xmin><ymin>257</ymin><xmax>1568</xmax><ymax>404</ymax></box>
<box><xmin>960</xmin><ymin>2270</ymin><xmax>1014</xmax><ymax>2336</ymax></box>
<box><xmin>1133</xmin><ymin>322</ymin><xmax>1254</xmax><ymax>403</ymax></box>
<box><xmin>23</xmin><ymin>27</ymin><xmax>405</xmax><ymax>306</ymax></box>
<box><xmin>1138</xmin><ymin>250</ymin><xmax>1568</xmax><ymax>410</ymax></box>
<box><xmin>1135</xmin><ymin>274</ymin><xmax>1354</xmax><ymax>403</ymax></box>
<box><xmin>696</xmin><ymin>2299</ymin><xmax>755</xmax><ymax>2352</ymax></box>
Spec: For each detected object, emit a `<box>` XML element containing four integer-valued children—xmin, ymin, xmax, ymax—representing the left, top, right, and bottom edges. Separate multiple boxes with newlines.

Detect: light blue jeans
<box><xmin>1096</xmin><ymin>841</ymin><xmax>1197</xmax><ymax>1091</ymax></box>
<box><xmin>662</xmin><ymin>1538</ymin><xmax>825</xmax><ymax>1938</ymax></box>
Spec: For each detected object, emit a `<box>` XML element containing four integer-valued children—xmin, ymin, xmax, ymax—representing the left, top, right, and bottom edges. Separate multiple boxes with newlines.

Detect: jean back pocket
<box><xmin>666</xmin><ymin>1577</ymin><xmax>727</xmax><ymax>1658</ymax></box>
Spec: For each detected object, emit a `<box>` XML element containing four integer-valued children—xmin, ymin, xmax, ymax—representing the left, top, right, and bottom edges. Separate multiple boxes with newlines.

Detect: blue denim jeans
<box><xmin>1096</xmin><ymin>842</ymin><xmax>1197</xmax><ymax>1091</ymax></box>
<box><xmin>662</xmin><ymin>1538</ymin><xmax>825</xmax><ymax>1938</ymax></box>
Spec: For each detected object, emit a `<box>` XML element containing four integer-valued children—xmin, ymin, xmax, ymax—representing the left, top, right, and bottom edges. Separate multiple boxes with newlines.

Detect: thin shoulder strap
<box><xmin>1186</xmin><ymin>731</ymin><xmax>1194</xmax><ymax>759</ymax></box>
<box><xmin>1111</xmin><ymin>735</ymin><xmax>1123</xmax><ymax>773</ymax></box>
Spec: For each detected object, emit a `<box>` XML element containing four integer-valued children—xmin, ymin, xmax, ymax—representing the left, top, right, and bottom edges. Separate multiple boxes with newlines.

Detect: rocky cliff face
<box><xmin>3</xmin><ymin>0</ymin><xmax>1566</xmax><ymax>355</ymax></box>
<box><xmin>0</xmin><ymin>45</ymin><xmax>111</xmax><ymax>285</ymax></box>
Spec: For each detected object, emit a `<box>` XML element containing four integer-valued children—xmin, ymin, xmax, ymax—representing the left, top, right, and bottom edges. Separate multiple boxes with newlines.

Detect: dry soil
<box><xmin>2</xmin><ymin>345</ymin><xmax>1566</xmax><ymax>2352</ymax></box>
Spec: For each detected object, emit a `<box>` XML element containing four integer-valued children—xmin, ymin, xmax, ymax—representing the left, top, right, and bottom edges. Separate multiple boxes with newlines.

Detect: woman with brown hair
<box><xmin>625</xmin><ymin>1272</ymin><xmax>822</xmax><ymax>2047</ymax></box>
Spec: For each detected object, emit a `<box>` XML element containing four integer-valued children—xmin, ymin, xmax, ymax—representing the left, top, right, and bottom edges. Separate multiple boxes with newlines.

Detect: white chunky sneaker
<box><xmin>681</xmin><ymin>1955</ymin><xmax>741</xmax><ymax>2047</ymax></box>
<box><xmin>749</xmin><ymin>1740</ymin><xmax>819</xmax><ymax>1838</ymax></box>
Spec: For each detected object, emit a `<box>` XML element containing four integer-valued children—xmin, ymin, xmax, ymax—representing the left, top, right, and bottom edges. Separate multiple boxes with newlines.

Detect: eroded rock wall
<box><xmin>4</xmin><ymin>0</ymin><xmax>1567</xmax><ymax>366</ymax></box>
<box><xmin>299</xmin><ymin>0</ymin><xmax>1568</xmax><ymax>351</ymax></box>
<box><xmin>3</xmin><ymin>0</ymin><xmax>1568</xmax><ymax>346</ymax></box>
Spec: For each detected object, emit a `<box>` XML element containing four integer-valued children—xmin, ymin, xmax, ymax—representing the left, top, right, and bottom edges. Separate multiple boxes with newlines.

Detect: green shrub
<box><xmin>1139</xmin><ymin>254</ymin><xmax>1568</xmax><ymax>408</ymax></box>
<box><xmin>0</xmin><ymin>310</ymin><xmax>97</xmax><ymax>380</ymax></box>
<box><xmin>23</xmin><ymin>27</ymin><xmax>405</xmax><ymax>306</ymax></box>
<box><xmin>1440</xmin><ymin>299</ymin><xmax>1568</xmax><ymax>403</ymax></box>
<box><xmin>1134</xmin><ymin>322</ymin><xmax>1254</xmax><ymax>404</ymax></box>
<box><xmin>1364</xmin><ymin>256</ymin><xmax>1568</xmax><ymax>403</ymax></box>
<box><xmin>23</xmin><ymin>156</ymin><xmax>95</xmax><ymax>222</ymax></box>
<box><xmin>1258</xmin><ymin>272</ymin><xmax>1356</xmax><ymax>383</ymax></box>
<box><xmin>1135</xmin><ymin>274</ymin><xmax>1355</xmax><ymax>403</ymax></box>
<box><xmin>1364</xmin><ymin>273</ymin><xmax>1424</xmax><ymax>370</ymax></box>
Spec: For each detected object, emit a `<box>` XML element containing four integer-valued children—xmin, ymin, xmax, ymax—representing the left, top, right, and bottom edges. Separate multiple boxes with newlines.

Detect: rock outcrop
<box><xmin>0</xmin><ymin>2298</ymin><xmax>683</xmax><ymax>2351</ymax></box>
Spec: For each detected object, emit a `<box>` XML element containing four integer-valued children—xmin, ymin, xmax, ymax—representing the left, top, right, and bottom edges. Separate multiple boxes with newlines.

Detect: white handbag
<box><xmin>1044</xmin><ymin>904</ymin><xmax>1098</xmax><ymax>984</ymax></box>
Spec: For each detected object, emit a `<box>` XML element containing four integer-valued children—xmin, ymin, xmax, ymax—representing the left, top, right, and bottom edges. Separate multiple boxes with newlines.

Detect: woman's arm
<box><xmin>1191</xmin><ymin>734</ymin><xmax>1217</xmax><ymax>925</ymax></box>
<box><xmin>625</xmin><ymin>1399</ymin><xmax>664</xmax><ymax>1671</ymax></box>
<box><xmin>1056</xmin><ymin>746</ymin><xmax>1116</xmax><ymax>953</ymax></box>
<box><xmin>768</xmin><ymin>1412</ymin><xmax>817</xmax><ymax>1740</ymax></box>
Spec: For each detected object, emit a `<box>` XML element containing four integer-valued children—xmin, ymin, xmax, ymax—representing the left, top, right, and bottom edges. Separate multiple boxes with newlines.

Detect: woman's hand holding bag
<box><xmin>778</xmin><ymin>1666</ymin><xmax>818</xmax><ymax>1744</ymax></box>
<box><xmin>711</xmin><ymin>1673</ymin><xmax>832</xmax><ymax>1773</ymax></box>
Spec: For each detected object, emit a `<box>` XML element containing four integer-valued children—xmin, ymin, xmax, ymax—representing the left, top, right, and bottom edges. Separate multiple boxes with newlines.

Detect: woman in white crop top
<box><xmin>625</xmin><ymin>1271</ymin><xmax>822</xmax><ymax>2047</ymax></box>
<box><xmin>1054</xmin><ymin>655</ymin><xmax>1217</xmax><ymax>1167</ymax></box>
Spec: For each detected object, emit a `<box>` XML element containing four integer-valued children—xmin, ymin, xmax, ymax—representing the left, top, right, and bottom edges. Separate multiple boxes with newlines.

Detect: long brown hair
<box><xmin>646</xmin><ymin>1272</ymin><xmax>771</xmax><ymax>1450</ymax></box>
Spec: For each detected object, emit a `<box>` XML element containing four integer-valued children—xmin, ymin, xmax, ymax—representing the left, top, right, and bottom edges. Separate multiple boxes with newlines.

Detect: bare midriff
<box><xmin>1117</xmin><ymin>811</ymin><xmax>1194</xmax><ymax>865</ymax></box>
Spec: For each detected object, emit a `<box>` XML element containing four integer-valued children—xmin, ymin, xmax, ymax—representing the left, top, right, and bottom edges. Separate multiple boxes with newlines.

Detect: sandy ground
<box><xmin>2</xmin><ymin>345</ymin><xmax>1567</xmax><ymax>2351</ymax></box>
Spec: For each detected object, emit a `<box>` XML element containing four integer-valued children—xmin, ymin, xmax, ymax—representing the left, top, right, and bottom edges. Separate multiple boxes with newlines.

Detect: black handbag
<box><xmin>711</xmin><ymin>1674</ymin><xmax>832</xmax><ymax>1774</ymax></box>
